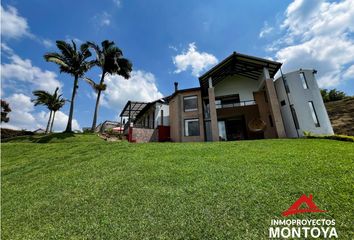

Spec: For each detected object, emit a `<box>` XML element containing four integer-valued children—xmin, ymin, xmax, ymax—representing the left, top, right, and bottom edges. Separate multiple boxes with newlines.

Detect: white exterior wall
<box><xmin>135</xmin><ymin>102</ymin><xmax>170</xmax><ymax>128</ymax></box>
<box><xmin>154</xmin><ymin>102</ymin><xmax>169</xmax><ymax>127</ymax></box>
<box><xmin>214</xmin><ymin>75</ymin><xmax>259</xmax><ymax>101</ymax></box>
<box><xmin>274</xmin><ymin>69</ymin><xmax>334</xmax><ymax>137</ymax></box>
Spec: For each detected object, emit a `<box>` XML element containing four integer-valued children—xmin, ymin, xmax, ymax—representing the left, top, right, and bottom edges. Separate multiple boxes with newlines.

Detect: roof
<box><xmin>119</xmin><ymin>101</ymin><xmax>148</xmax><ymax>119</ymax></box>
<box><xmin>199</xmin><ymin>52</ymin><xmax>282</xmax><ymax>93</ymax></box>
<box><xmin>169</xmin><ymin>87</ymin><xmax>201</xmax><ymax>99</ymax></box>
<box><xmin>134</xmin><ymin>97</ymin><xmax>170</xmax><ymax>121</ymax></box>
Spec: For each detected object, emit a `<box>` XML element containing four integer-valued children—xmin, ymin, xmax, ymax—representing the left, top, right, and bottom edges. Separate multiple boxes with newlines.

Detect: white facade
<box><xmin>274</xmin><ymin>69</ymin><xmax>334</xmax><ymax>137</ymax></box>
<box><xmin>135</xmin><ymin>102</ymin><xmax>169</xmax><ymax>128</ymax></box>
<box><xmin>214</xmin><ymin>75</ymin><xmax>259</xmax><ymax>101</ymax></box>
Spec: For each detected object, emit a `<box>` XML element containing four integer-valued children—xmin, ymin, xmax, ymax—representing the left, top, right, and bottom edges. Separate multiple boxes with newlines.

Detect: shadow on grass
<box><xmin>27</xmin><ymin>133</ymin><xmax>76</xmax><ymax>143</ymax></box>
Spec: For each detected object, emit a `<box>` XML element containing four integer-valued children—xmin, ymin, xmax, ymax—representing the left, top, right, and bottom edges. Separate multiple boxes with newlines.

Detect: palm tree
<box><xmin>44</xmin><ymin>40</ymin><xmax>94</xmax><ymax>133</ymax></box>
<box><xmin>32</xmin><ymin>88</ymin><xmax>66</xmax><ymax>133</ymax></box>
<box><xmin>32</xmin><ymin>90</ymin><xmax>52</xmax><ymax>133</ymax></box>
<box><xmin>85</xmin><ymin>40</ymin><xmax>132</xmax><ymax>131</ymax></box>
<box><xmin>49</xmin><ymin>88</ymin><xmax>66</xmax><ymax>133</ymax></box>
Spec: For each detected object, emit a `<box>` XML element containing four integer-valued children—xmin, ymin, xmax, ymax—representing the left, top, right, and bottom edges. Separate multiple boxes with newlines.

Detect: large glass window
<box><xmin>215</xmin><ymin>94</ymin><xmax>240</xmax><ymax>108</ymax></box>
<box><xmin>308</xmin><ymin>101</ymin><xmax>320</xmax><ymax>127</ymax></box>
<box><xmin>300</xmin><ymin>72</ymin><xmax>309</xmax><ymax>89</ymax></box>
<box><xmin>184</xmin><ymin>119</ymin><xmax>200</xmax><ymax>136</ymax></box>
<box><xmin>184</xmin><ymin>96</ymin><xmax>198</xmax><ymax>112</ymax></box>
<box><xmin>290</xmin><ymin>105</ymin><xmax>300</xmax><ymax>129</ymax></box>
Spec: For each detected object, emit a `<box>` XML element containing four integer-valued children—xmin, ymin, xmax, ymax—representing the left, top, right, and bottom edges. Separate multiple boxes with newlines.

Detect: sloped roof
<box><xmin>199</xmin><ymin>52</ymin><xmax>282</xmax><ymax>93</ymax></box>
<box><xmin>119</xmin><ymin>101</ymin><xmax>148</xmax><ymax>119</ymax></box>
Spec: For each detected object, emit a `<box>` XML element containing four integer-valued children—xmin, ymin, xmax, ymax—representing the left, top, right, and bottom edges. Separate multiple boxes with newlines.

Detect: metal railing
<box><xmin>215</xmin><ymin>100</ymin><xmax>256</xmax><ymax>109</ymax></box>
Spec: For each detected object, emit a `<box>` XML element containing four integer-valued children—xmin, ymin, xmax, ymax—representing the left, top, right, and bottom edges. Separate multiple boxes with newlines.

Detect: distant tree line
<box><xmin>320</xmin><ymin>89</ymin><xmax>348</xmax><ymax>102</ymax></box>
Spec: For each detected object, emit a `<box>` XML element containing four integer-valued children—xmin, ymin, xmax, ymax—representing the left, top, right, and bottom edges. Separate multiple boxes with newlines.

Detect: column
<box><xmin>263</xmin><ymin>68</ymin><xmax>287</xmax><ymax>138</ymax></box>
<box><xmin>208</xmin><ymin>77</ymin><xmax>219</xmax><ymax>141</ymax></box>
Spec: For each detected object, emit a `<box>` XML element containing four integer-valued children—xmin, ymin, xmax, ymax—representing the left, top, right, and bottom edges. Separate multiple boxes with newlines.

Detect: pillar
<box><xmin>263</xmin><ymin>68</ymin><xmax>287</xmax><ymax>138</ymax></box>
<box><xmin>208</xmin><ymin>77</ymin><xmax>219</xmax><ymax>141</ymax></box>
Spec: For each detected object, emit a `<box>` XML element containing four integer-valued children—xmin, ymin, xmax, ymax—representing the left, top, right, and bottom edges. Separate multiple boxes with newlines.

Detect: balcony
<box><xmin>216</xmin><ymin>100</ymin><xmax>256</xmax><ymax>109</ymax></box>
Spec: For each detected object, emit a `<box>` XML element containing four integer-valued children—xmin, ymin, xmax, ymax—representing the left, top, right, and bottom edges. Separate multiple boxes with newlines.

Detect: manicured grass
<box><xmin>2</xmin><ymin>134</ymin><xmax>353</xmax><ymax>239</ymax></box>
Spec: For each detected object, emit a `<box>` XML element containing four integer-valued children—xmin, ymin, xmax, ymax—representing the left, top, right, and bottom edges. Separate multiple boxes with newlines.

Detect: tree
<box><xmin>85</xmin><ymin>40</ymin><xmax>132</xmax><ymax>131</ymax></box>
<box><xmin>44</xmin><ymin>40</ymin><xmax>94</xmax><ymax>132</ymax></box>
<box><xmin>320</xmin><ymin>88</ymin><xmax>347</xmax><ymax>102</ymax></box>
<box><xmin>49</xmin><ymin>88</ymin><xmax>66</xmax><ymax>133</ymax></box>
<box><xmin>320</xmin><ymin>89</ymin><xmax>330</xmax><ymax>102</ymax></box>
<box><xmin>1</xmin><ymin>100</ymin><xmax>11</xmax><ymax>123</ymax></box>
<box><xmin>32</xmin><ymin>88</ymin><xmax>65</xmax><ymax>133</ymax></box>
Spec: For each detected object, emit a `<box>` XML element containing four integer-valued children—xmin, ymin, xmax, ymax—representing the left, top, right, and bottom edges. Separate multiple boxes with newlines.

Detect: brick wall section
<box><xmin>131</xmin><ymin>127</ymin><xmax>158</xmax><ymax>143</ymax></box>
<box><xmin>169</xmin><ymin>89</ymin><xmax>205</xmax><ymax>142</ymax></box>
<box><xmin>253</xmin><ymin>90</ymin><xmax>277</xmax><ymax>138</ymax></box>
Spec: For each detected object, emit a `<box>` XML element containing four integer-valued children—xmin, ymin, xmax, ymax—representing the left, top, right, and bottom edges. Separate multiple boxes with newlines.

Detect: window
<box><xmin>283</xmin><ymin>78</ymin><xmax>290</xmax><ymax>93</ymax></box>
<box><xmin>280</xmin><ymin>100</ymin><xmax>286</xmax><ymax>106</ymax></box>
<box><xmin>160</xmin><ymin>110</ymin><xmax>164</xmax><ymax>126</ymax></box>
<box><xmin>308</xmin><ymin>101</ymin><xmax>320</xmax><ymax>127</ymax></box>
<box><xmin>290</xmin><ymin>105</ymin><xmax>300</xmax><ymax>129</ymax></box>
<box><xmin>184</xmin><ymin>96</ymin><xmax>198</xmax><ymax>112</ymax></box>
<box><xmin>184</xmin><ymin>119</ymin><xmax>200</xmax><ymax>136</ymax></box>
<box><xmin>300</xmin><ymin>72</ymin><xmax>309</xmax><ymax>89</ymax></box>
<box><xmin>215</xmin><ymin>94</ymin><xmax>240</xmax><ymax>108</ymax></box>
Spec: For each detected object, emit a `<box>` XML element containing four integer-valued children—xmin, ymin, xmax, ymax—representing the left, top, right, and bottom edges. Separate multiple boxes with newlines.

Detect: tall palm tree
<box><xmin>85</xmin><ymin>40</ymin><xmax>132</xmax><ymax>131</ymax></box>
<box><xmin>32</xmin><ymin>90</ymin><xmax>52</xmax><ymax>133</ymax></box>
<box><xmin>32</xmin><ymin>87</ymin><xmax>65</xmax><ymax>133</ymax></box>
<box><xmin>49</xmin><ymin>88</ymin><xmax>66</xmax><ymax>133</ymax></box>
<box><xmin>44</xmin><ymin>40</ymin><xmax>94</xmax><ymax>133</ymax></box>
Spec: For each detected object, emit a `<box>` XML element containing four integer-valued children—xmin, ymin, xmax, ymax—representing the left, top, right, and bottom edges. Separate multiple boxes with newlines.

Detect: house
<box><xmin>274</xmin><ymin>69</ymin><xmax>334</xmax><ymax>137</ymax></box>
<box><xmin>121</xmin><ymin>52</ymin><xmax>333</xmax><ymax>142</ymax></box>
<box><xmin>95</xmin><ymin>120</ymin><xmax>122</xmax><ymax>133</ymax></box>
<box><xmin>33</xmin><ymin>128</ymin><xmax>45</xmax><ymax>134</ymax></box>
<box><xmin>119</xmin><ymin>98</ymin><xmax>170</xmax><ymax>142</ymax></box>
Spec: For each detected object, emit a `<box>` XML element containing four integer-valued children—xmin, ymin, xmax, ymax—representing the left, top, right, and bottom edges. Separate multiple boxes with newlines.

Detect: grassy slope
<box><xmin>2</xmin><ymin>134</ymin><xmax>354</xmax><ymax>239</ymax></box>
<box><xmin>326</xmin><ymin>97</ymin><xmax>354</xmax><ymax>136</ymax></box>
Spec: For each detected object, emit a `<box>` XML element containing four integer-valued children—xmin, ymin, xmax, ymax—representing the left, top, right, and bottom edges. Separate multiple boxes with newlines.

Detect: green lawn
<box><xmin>1</xmin><ymin>134</ymin><xmax>353</xmax><ymax>239</ymax></box>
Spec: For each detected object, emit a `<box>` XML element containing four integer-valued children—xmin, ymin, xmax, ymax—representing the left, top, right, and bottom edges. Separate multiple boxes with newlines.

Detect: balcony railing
<box><xmin>215</xmin><ymin>100</ymin><xmax>256</xmax><ymax>109</ymax></box>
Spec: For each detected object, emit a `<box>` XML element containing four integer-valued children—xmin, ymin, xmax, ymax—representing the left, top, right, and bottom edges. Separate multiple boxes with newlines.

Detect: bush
<box><xmin>1</xmin><ymin>128</ymin><xmax>34</xmax><ymax>140</ymax></box>
<box><xmin>303</xmin><ymin>131</ymin><xmax>354</xmax><ymax>142</ymax></box>
<box><xmin>105</xmin><ymin>128</ymin><xmax>123</xmax><ymax>139</ymax></box>
<box><xmin>320</xmin><ymin>88</ymin><xmax>348</xmax><ymax>102</ymax></box>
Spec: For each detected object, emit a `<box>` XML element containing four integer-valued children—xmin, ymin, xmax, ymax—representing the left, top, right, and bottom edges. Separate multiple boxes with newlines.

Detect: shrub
<box><xmin>1</xmin><ymin>128</ymin><xmax>34</xmax><ymax>140</ymax></box>
<box><xmin>304</xmin><ymin>131</ymin><xmax>354</xmax><ymax>142</ymax></box>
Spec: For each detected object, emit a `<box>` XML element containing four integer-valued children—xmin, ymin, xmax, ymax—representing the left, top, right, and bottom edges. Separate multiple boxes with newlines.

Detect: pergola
<box><xmin>199</xmin><ymin>52</ymin><xmax>282</xmax><ymax>94</ymax></box>
<box><xmin>119</xmin><ymin>101</ymin><xmax>148</xmax><ymax>126</ymax></box>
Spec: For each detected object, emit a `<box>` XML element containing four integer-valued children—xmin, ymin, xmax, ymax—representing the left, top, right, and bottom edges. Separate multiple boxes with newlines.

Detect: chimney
<box><xmin>174</xmin><ymin>82</ymin><xmax>178</xmax><ymax>92</ymax></box>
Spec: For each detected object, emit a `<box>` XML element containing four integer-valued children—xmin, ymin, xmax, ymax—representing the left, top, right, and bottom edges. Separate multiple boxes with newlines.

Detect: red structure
<box><xmin>282</xmin><ymin>194</ymin><xmax>327</xmax><ymax>217</ymax></box>
<box><xmin>158</xmin><ymin>125</ymin><xmax>170</xmax><ymax>142</ymax></box>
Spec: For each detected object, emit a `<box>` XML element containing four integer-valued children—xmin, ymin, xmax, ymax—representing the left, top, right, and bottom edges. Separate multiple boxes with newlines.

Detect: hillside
<box><xmin>325</xmin><ymin>97</ymin><xmax>354</xmax><ymax>136</ymax></box>
<box><xmin>2</xmin><ymin>134</ymin><xmax>353</xmax><ymax>239</ymax></box>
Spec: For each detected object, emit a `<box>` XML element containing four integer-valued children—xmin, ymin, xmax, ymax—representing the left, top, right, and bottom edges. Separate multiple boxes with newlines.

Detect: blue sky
<box><xmin>1</xmin><ymin>0</ymin><xmax>354</xmax><ymax>131</ymax></box>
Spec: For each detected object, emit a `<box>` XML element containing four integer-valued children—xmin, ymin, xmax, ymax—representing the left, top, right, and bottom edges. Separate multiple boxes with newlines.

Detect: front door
<box><xmin>225</xmin><ymin>117</ymin><xmax>247</xmax><ymax>141</ymax></box>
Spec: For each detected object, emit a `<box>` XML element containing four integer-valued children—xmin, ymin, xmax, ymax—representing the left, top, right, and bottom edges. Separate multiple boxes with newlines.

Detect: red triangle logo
<box><xmin>282</xmin><ymin>194</ymin><xmax>327</xmax><ymax>217</ymax></box>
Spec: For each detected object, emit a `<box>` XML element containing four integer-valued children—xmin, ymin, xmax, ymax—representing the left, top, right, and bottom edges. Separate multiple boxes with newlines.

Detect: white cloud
<box><xmin>113</xmin><ymin>0</ymin><xmax>121</xmax><ymax>7</ymax></box>
<box><xmin>1</xmin><ymin>46</ymin><xmax>62</xmax><ymax>92</ymax></box>
<box><xmin>93</xmin><ymin>12</ymin><xmax>111</xmax><ymax>27</ymax></box>
<box><xmin>1</xmin><ymin>4</ymin><xmax>53</xmax><ymax>48</ymax></box>
<box><xmin>173</xmin><ymin>42</ymin><xmax>218</xmax><ymax>77</ymax></box>
<box><xmin>41</xmin><ymin>39</ymin><xmax>54</xmax><ymax>48</ymax></box>
<box><xmin>102</xmin><ymin>70</ymin><xmax>164</xmax><ymax>112</ymax></box>
<box><xmin>343</xmin><ymin>64</ymin><xmax>354</xmax><ymax>80</ymax></box>
<box><xmin>168</xmin><ymin>45</ymin><xmax>178</xmax><ymax>51</ymax></box>
<box><xmin>1</xmin><ymin>93</ymin><xmax>80</xmax><ymax>131</ymax></box>
<box><xmin>0</xmin><ymin>5</ymin><xmax>30</xmax><ymax>39</ymax></box>
<box><xmin>269</xmin><ymin>0</ymin><xmax>354</xmax><ymax>88</ymax></box>
<box><xmin>259</xmin><ymin>21</ymin><xmax>274</xmax><ymax>38</ymax></box>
